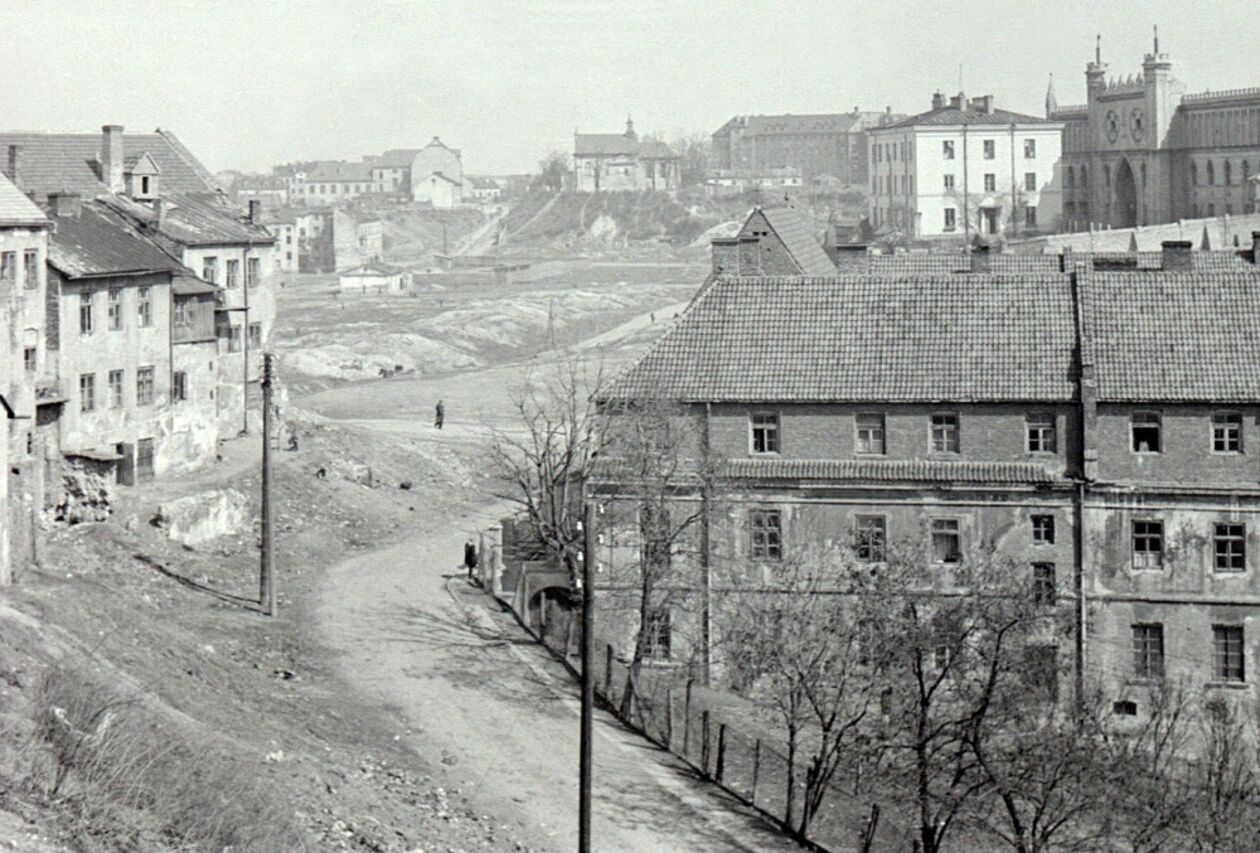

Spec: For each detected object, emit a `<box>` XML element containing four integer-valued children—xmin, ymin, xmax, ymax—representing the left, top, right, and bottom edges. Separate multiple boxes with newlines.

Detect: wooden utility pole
<box><xmin>579</xmin><ymin>498</ymin><xmax>595</xmax><ymax>852</ymax></box>
<box><xmin>260</xmin><ymin>352</ymin><xmax>275</xmax><ymax>616</ymax></box>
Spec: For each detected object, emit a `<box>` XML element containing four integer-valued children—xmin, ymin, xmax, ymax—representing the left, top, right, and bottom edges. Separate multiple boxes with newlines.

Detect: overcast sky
<box><xmin>3</xmin><ymin>0</ymin><xmax>1257</xmax><ymax>176</ymax></box>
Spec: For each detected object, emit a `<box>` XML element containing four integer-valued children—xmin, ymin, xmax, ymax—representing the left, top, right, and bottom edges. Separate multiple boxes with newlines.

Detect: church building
<box><xmin>1050</xmin><ymin>30</ymin><xmax>1260</xmax><ymax>230</ymax></box>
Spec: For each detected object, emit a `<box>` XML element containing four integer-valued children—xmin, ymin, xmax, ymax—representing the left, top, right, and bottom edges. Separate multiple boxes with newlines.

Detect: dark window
<box><xmin>944</xmin><ymin>208</ymin><xmax>956</xmax><ymax>230</ymax></box>
<box><xmin>750</xmin><ymin>412</ymin><xmax>780</xmax><ymax>454</ymax></box>
<box><xmin>248</xmin><ymin>322</ymin><xmax>262</xmax><ymax>349</ymax></box>
<box><xmin>1213</xmin><ymin>412</ymin><xmax>1242</xmax><ymax>453</ymax></box>
<box><xmin>23</xmin><ymin>249</ymin><xmax>37</xmax><ymax>289</ymax></box>
<box><xmin>983</xmin><ymin>139</ymin><xmax>995</xmax><ymax>159</ymax></box>
<box><xmin>1131</xmin><ymin>411</ymin><xmax>1161</xmax><ymax>453</ymax></box>
<box><xmin>79</xmin><ymin>291</ymin><xmax>93</xmax><ymax>335</ymax></box>
<box><xmin>643</xmin><ymin>609</ymin><xmax>671</xmax><ymax>660</ymax></box>
<box><xmin>137</xmin><ymin>287</ymin><xmax>152</xmax><ymax>327</ymax></box>
<box><xmin>930</xmin><ymin>413</ymin><xmax>959</xmax><ymax>453</ymax></box>
<box><xmin>1024</xmin><ymin>139</ymin><xmax>1036</xmax><ymax>159</ymax></box>
<box><xmin>174</xmin><ymin>300</ymin><xmax>190</xmax><ymax>327</ymax></box>
<box><xmin>855</xmin><ymin>413</ymin><xmax>885</xmax><ymax>454</ymax></box>
<box><xmin>1213</xmin><ymin>626</ymin><xmax>1245</xmax><ymax>682</ymax></box>
<box><xmin>173</xmin><ymin>371</ymin><xmax>188</xmax><ymax>402</ymax></box>
<box><xmin>984</xmin><ymin>173</ymin><xmax>996</xmax><ymax>192</ymax></box>
<box><xmin>749</xmin><ymin>509</ymin><xmax>783</xmax><ymax>560</ymax></box>
<box><xmin>1025</xmin><ymin>206</ymin><xmax>1037</xmax><ymax>226</ymax></box>
<box><xmin>854</xmin><ymin>515</ymin><xmax>886</xmax><ymax>562</ymax></box>
<box><xmin>108</xmin><ymin>369</ymin><xmax>123</xmax><ymax>409</ymax></box>
<box><xmin>931</xmin><ymin>518</ymin><xmax>961</xmax><ymax>564</ymax></box>
<box><xmin>1024</xmin><ymin>172</ymin><xmax>1037</xmax><ymax>191</ymax></box>
<box><xmin>22</xmin><ymin>347</ymin><xmax>35</xmax><ymax>374</ymax></box>
<box><xmin>1132</xmin><ymin>520</ymin><xmax>1164</xmax><ymax>570</ymax></box>
<box><xmin>1215</xmin><ymin>523</ymin><xmax>1246</xmax><ymax>572</ymax></box>
<box><xmin>1132</xmin><ymin>624</ymin><xmax>1165</xmax><ymax>680</ymax></box>
<box><xmin>79</xmin><ymin>373</ymin><xmax>95</xmax><ymax>413</ymax></box>
<box><xmin>944</xmin><ymin>174</ymin><xmax>955</xmax><ymax>190</ymax></box>
<box><xmin>1026</xmin><ymin>413</ymin><xmax>1056</xmax><ymax>453</ymax></box>
<box><xmin>1113</xmin><ymin>700</ymin><xmax>1138</xmax><ymax>716</ymax></box>
<box><xmin>108</xmin><ymin>288</ymin><xmax>122</xmax><ymax>331</ymax></box>
<box><xmin>1032</xmin><ymin>562</ymin><xmax>1056</xmax><ymax>606</ymax></box>
<box><xmin>1032</xmin><ymin>514</ymin><xmax>1055</xmax><ymax>544</ymax></box>
<box><xmin>943</xmin><ymin>140</ymin><xmax>955</xmax><ymax>160</ymax></box>
<box><xmin>202</xmin><ymin>256</ymin><xmax>218</xmax><ymax>284</ymax></box>
<box><xmin>0</xmin><ymin>251</ymin><xmax>14</xmax><ymax>282</ymax></box>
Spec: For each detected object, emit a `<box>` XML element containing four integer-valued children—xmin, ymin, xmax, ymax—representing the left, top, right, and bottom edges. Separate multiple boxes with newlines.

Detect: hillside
<box><xmin>378</xmin><ymin>207</ymin><xmax>485</xmax><ymax>265</ymax></box>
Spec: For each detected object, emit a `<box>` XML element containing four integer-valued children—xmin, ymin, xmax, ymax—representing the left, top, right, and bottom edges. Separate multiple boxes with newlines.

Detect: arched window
<box><xmin>1104</xmin><ymin>164</ymin><xmax>1111</xmax><ymax>187</ymax></box>
<box><xmin>1225</xmin><ymin>160</ymin><xmax>1233</xmax><ymax>185</ymax></box>
<box><xmin>1066</xmin><ymin>166</ymin><xmax>1075</xmax><ymax>188</ymax></box>
<box><xmin>1191</xmin><ymin>161</ymin><xmax>1198</xmax><ymax>186</ymax></box>
<box><xmin>1208</xmin><ymin>160</ymin><xmax>1215</xmax><ymax>185</ymax></box>
<box><xmin>1081</xmin><ymin>165</ymin><xmax>1088</xmax><ymax>187</ymax></box>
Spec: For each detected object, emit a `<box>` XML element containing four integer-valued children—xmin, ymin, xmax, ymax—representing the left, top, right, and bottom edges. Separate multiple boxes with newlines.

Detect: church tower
<box><xmin>1045</xmin><ymin>74</ymin><xmax>1057</xmax><ymax>118</ymax></box>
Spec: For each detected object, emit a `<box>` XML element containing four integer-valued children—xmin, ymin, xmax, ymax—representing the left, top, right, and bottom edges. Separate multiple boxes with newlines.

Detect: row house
<box><xmin>597</xmin><ymin>237</ymin><xmax>1260</xmax><ymax>717</ymax></box>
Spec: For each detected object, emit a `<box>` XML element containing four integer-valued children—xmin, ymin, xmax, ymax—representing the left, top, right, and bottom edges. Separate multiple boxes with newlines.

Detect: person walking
<box><xmin>434</xmin><ymin>399</ymin><xmax>445</xmax><ymax>429</ymax></box>
<box><xmin>464</xmin><ymin>538</ymin><xmax>478</xmax><ymax>579</ymax></box>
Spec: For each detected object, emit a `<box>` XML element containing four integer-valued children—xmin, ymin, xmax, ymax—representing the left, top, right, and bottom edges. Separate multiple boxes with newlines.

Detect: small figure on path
<box><xmin>434</xmin><ymin>399</ymin><xmax>445</xmax><ymax>429</ymax></box>
<box><xmin>464</xmin><ymin>538</ymin><xmax>478</xmax><ymax>579</ymax></box>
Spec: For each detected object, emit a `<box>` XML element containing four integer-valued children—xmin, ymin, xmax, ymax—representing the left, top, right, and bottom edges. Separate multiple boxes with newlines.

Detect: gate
<box><xmin>136</xmin><ymin>438</ymin><xmax>155</xmax><ymax>482</ymax></box>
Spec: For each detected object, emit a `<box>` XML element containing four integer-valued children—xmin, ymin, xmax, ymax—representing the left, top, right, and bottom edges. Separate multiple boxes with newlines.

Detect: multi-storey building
<box><xmin>712</xmin><ymin>110</ymin><xmax>899</xmax><ymax>187</ymax></box>
<box><xmin>1051</xmin><ymin>32</ymin><xmax>1260</xmax><ymax>229</ymax></box>
<box><xmin>597</xmin><ymin>238</ymin><xmax>1260</xmax><ymax>715</ymax></box>
<box><xmin>867</xmin><ymin>93</ymin><xmax>1064</xmax><ymax>241</ymax></box>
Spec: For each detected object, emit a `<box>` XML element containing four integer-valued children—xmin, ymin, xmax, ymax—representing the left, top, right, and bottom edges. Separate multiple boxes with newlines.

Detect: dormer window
<box><xmin>125</xmin><ymin>152</ymin><xmax>161</xmax><ymax>200</ymax></box>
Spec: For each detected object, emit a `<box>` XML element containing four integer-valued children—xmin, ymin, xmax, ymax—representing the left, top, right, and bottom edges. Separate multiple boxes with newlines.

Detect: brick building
<box><xmin>595</xmin><ymin>238</ymin><xmax>1260</xmax><ymax>716</ymax></box>
<box><xmin>711</xmin><ymin>110</ymin><xmax>899</xmax><ymax>187</ymax></box>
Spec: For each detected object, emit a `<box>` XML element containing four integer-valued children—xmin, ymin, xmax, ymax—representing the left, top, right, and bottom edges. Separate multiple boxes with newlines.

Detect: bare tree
<box><xmin>537</xmin><ymin>150</ymin><xmax>570</xmax><ymax>193</ymax></box>
<box><xmin>1184</xmin><ymin>696</ymin><xmax>1260</xmax><ymax>852</ymax></box>
<box><xmin>668</xmin><ymin>131</ymin><xmax>712</xmax><ymax>187</ymax></box>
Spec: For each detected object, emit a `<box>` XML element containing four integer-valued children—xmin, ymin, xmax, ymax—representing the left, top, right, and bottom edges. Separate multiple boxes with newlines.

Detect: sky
<box><xmin>3</xmin><ymin>0</ymin><xmax>1259</xmax><ymax>176</ymax></box>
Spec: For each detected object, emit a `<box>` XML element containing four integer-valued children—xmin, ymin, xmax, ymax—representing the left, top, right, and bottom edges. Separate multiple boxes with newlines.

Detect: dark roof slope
<box><xmin>748</xmin><ymin>207</ymin><xmax>837</xmax><ymax>276</ymax></box>
<box><xmin>0</xmin><ymin>129</ymin><xmax>218</xmax><ymax>198</ymax></box>
<box><xmin>101</xmin><ymin>193</ymin><xmax>274</xmax><ymax>248</ymax></box>
<box><xmin>45</xmin><ymin>201</ymin><xmax>186</xmax><ymax>279</ymax></box>
<box><xmin>881</xmin><ymin>107</ymin><xmax>1057</xmax><ymax>129</ymax></box>
<box><xmin>609</xmin><ymin>275</ymin><xmax>1077</xmax><ymax>403</ymax></box>
<box><xmin>574</xmin><ymin>133</ymin><xmax>639</xmax><ymax>157</ymax></box>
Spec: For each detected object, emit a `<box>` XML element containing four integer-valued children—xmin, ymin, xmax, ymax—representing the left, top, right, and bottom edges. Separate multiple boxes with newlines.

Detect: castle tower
<box><xmin>1085</xmin><ymin>34</ymin><xmax>1108</xmax><ymax>96</ymax></box>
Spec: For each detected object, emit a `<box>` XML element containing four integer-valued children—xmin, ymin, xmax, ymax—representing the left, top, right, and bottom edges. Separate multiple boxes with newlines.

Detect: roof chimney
<box><xmin>5</xmin><ymin>145</ymin><xmax>21</xmax><ymax>189</ymax></box>
<box><xmin>1251</xmin><ymin>231</ymin><xmax>1260</xmax><ymax>265</ymax></box>
<box><xmin>101</xmin><ymin>124</ymin><xmax>124</xmax><ymax>193</ymax></box>
<box><xmin>49</xmin><ymin>192</ymin><xmax>81</xmax><ymax>219</ymax></box>
<box><xmin>970</xmin><ymin>243</ymin><xmax>993</xmax><ymax>273</ymax></box>
<box><xmin>950</xmin><ymin>92</ymin><xmax>965</xmax><ymax>109</ymax></box>
<box><xmin>248</xmin><ymin>199</ymin><xmax>262</xmax><ymax>225</ymax></box>
<box><xmin>154</xmin><ymin>196</ymin><xmax>167</xmax><ymax>230</ymax></box>
<box><xmin>979</xmin><ymin>95</ymin><xmax>994</xmax><ymax>114</ymax></box>
<box><xmin>1161</xmin><ymin>240</ymin><xmax>1193</xmax><ymax>271</ymax></box>
<box><xmin>931</xmin><ymin>92</ymin><xmax>946</xmax><ymax>110</ymax></box>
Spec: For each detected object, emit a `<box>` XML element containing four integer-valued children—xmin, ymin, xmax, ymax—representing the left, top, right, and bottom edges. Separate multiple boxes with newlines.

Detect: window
<box><xmin>248</xmin><ymin>322</ymin><xmax>262</xmax><ymax>349</ymax></box>
<box><xmin>23</xmin><ymin>249</ymin><xmax>37</xmax><ymax>289</ymax></box>
<box><xmin>1026</xmin><ymin>413</ymin><xmax>1056</xmax><ymax>452</ymax></box>
<box><xmin>1066</xmin><ymin>166</ymin><xmax>1075</xmax><ymax>189</ymax></box>
<box><xmin>1022</xmin><ymin>645</ymin><xmax>1058</xmax><ymax>703</ymax></box>
<box><xmin>749</xmin><ymin>509</ymin><xmax>783</xmax><ymax>560</ymax></box>
<box><xmin>136</xmin><ymin>366</ymin><xmax>155</xmax><ymax>406</ymax></box>
<box><xmin>79</xmin><ymin>373</ymin><xmax>95</xmax><ymax>412</ymax></box>
<box><xmin>1207</xmin><ymin>161</ymin><xmax>1215</xmax><ymax>186</ymax></box>
<box><xmin>0</xmin><ymin>251</ymin><xmax>14</xmax><ymax>282</ymax></box>
<box><xmin>1024</xmin><ymin>172</ymin><xmax>1037</xmax><ymax>192</ymax></box>
<box><xmin>22</xmin><ymin>346</ymin><xmax>35</xmax><ymax>374</ymax></box>
<box><xmin>983</xmin><ymin>173</ymin><xmax>996</xmax><ymax>192</ymax></box>
<box><xmin>141</xmin><ymin>175</ymin><xmax>150</xmax><ymax>195</ymax></box>
<box><xmin>1032</xmin><ymin>514</ymin><xmax>1055</xmax><ymax>545</ymax></box>
<box><xmin>944</xmin><ymin>207</ymin><xmax>956</xmax><ymax>231</ymax></box>
<box><xmin>983</xmin><ymin>139</ymin><xmax>995</xmax><ymax>159</ymax></box>
<box><xmin>1131</xmin><ymin>411</ymin><xmax>1161</xmax><ymax>453</ymax></box>
<box><xmin>202</xmin><ymin>256</ymin><xmax>218</xmax><ymax>284</ymax></box>
<box><xmin>227</xmin><ymin>324</ymin><xmax>242</xmax><ymax>353</ymax></box>
<box><xmin>173</xmin><ymin>370</ymin><xmax>188</xmax><ymax>402</ymax></box>
<box><xmin>930</xmin><ymin>413</ymin><xmax>959</xmax><ymax>453</ymax></box>
<box><xmin>1032</xmin><ymin>563</ymin><xmax>1056</xmax><ymax>606</ymax></box>
<box><xmin>108</xmin><ymin>369</ymin><xmax>123</xmax><ymax>409</ymax></box>
<box><xmin>174</xmin><ymin>300</ymin><xmax>190</xmax><ymax>327</ymax></box>
<box><xmin>931</xmin><ymin>518</ymin><xmax>961</xmax><ymax>564</ymax></box>
<box><xmin>1132</xmin><ymin>520</ymin><xmax>1164</xmax><ymax>570</ymax></box>
<box><xmin>247</xmin><ymin>258</ymin><xmax>260</xmax><ymax>288</ymax></box>
<box><xmin>1215</xmin><ymin>523</ymin><xmax>1246</xmax><ymax>572</ymax></box>
<box><xmin>643</xmin><ymin>609</ymin><xmax>671</xmax><ymax>660</ymax></box>
<box><xmin>750</xmin><ymin>412</ymin><xmax>780</xmax><ymax>454</ymax></box>
<box><xmin>108</xmin><ymin>288</ymin><xmax>122</xmax><ymax>331</ymax></box>
<box><xmin>854</xmin><ymin>515</ymin><xmax>886</xmax><ymax>562</ymax></box>
<box><xmin>1213</xmin><ymin>626</ymin><xmax>1245</xmax><ymax>682</ymax></box>
<box><xmin>1025</xmin><ymin>206</ymin><xmax>1037</xmax><ymax>226</ymax></box>
<box><xmin>855</xmin><ymin>413</ymin><xmax>885</xmax><ymax>454</ymax></box>
<box><xmin>1132</xmin><ymin>624</ymin><xmax>1165</xmax><ymax>680</ymax></box>
<box><xmin>1225</xmin><ymin>160</ymin><xmax>1233</xmax><ymax>186</ymax></box>
<box><xmin>1212</xmin><ymin>412</ymin><xmax>1242</xmax><ymax>453</ymax></box>
<box><xmin>79</xmin><ymin>291</ymin><xmax>93</xmax><ymax>335</ymax></box>
<box><xmin>943</xmin><ymin>140</ymin><xmax>955</xmax><ymax>160</ymax></box>
<box><xmin>137</xmin><ymin>287</ymin><xmax>152</xmax><ymax>327</ymax></box>
<box><xmin>1191</xmin><ymin>161</ymin><xmax>1198</xmax><ymax>186</ymax></box>
<box><xmin>1024</xmin><ymin>139</ymin><xmax>1036</xmax><ymax>159</ymax></box>
<box><xmin>225</xmin><ymin>258</ymin><xmax>239</xmax><ymax>289</ymax></box>
<box><xmin>943</xmin><ymin>174</ymin><xmax>955</xmax><ymax>191</ymax></box>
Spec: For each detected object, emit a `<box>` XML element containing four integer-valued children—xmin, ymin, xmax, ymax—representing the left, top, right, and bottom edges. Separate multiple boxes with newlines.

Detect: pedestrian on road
<box><xmin>435</xmin><ymin>399</ymin><xmax>445</xmax><ymax>429</ymax></box>
<box><xmin>464</xmin><ymin>538</ymin><xmax>478</xmax><ymax>579</ymax></box>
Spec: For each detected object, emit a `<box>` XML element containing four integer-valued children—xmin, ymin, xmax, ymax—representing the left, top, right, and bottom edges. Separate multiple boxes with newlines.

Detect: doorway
<box><xmin>1114</xmin><ymin>160</ymin><xmax>1138</xmax><ymax>228</ymax></box>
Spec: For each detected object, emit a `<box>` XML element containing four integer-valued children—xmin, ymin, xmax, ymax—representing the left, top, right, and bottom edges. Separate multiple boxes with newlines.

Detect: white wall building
<box><xmin>867</xmin><ymin>93</ymin><xmax>1065</xmax><ymax>241</ymax></box>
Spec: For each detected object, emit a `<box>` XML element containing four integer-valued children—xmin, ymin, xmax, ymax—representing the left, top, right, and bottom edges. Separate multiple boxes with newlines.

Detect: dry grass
<box><xmin>28</xmin><ymin>664</ymin><xmax>303</xmax><ymax>852</ymax></box>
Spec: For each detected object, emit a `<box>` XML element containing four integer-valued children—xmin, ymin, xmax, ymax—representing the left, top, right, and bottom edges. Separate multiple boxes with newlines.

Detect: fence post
<box><xmin>665</xmin><ymin>687</ymin><xmax>674</xmax><ymax>750</ymax></box>
<box><xmin>604</xmin><ymin>643</ymin><xmax>614</xmax><ymax>699</ymax></box>
<box><xmin>682</xmin><ymin>679</ymin><xmax>693</xmax><ymax>757</ymax></box>
<box><xmin>751</xmin><ymin>739</ymin><xmax>761</xmax><ymax>806</ymax></box>
<box><xmin>715</xmin><ymin>723</ymin><xmax>727</xmax><ymax>784</ymax></box>
<box><xmin>700</xmin><ymin>710</ymin><xmax>711</xmax><ymax>777</ymax></box>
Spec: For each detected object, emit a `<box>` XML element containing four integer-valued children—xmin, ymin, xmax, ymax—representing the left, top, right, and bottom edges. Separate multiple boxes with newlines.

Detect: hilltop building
<box><xmin>867</xmin><ymin>93</ymin><xmax>1064</xmax><ymax>241</ymax></box>
<box><xmin>1051</xmin><ymin>31</ymin><xmax>1260</xmax><ymax>229</ymax></box>
<box><xmin>711</xmin><ymin>110</ymin><xmax>899</xmax><ymax>187</ymax></box>
<box><xmin>573</xmin><ymin>118</ymin><xmax>679</xmax><ymax>193</ymax></box>
<box><xmin>411</xmin><ymin>137</ymin><xmax>464</xmax><ymax>207</ymax></box>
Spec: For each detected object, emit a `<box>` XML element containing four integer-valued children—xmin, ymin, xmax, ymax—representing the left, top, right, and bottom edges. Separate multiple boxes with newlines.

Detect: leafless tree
<box><xmin>537</xmin><ymin>150</ymin><xmax>570</xmax><ymax>193</ymax></box>
<box><xmin>1183</xmin><ymin>696</ymin><xmax>1260</xmax><ymax>852</ymax></box>
<box><xmin>668</xmin><ymin>131</ymin><xmax>712</xmax><ymax>187</ymax></box>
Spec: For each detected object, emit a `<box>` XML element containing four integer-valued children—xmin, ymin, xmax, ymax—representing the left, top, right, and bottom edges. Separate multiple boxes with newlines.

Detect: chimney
<box><xmin>975</xmin><ymin>95</ymin><xmax>994</xmax><ymax>114</ymax></box>
<box><xmin>5</xmin><ymin>145</ymin><xmax>21</xmax><ymax>188</ymax></box>
<box><xmin>1251</xmin><ymin>231</ymin><xmax>1260</xmax><ymax>265</ymax></box>
<box><xmin>737</xmin><ymin>236</ymin><xmax>763</xmax><ymax>276</ymax></box>
<box><xmin>49</xmin><ymin>192</ymin><xmax>81</xmax><ymax>219</ymax></box>
<box><xmin>248</xmin><ymin>199</ymin><xmax>262</xmax><ymax>224</ymax></box>
<box><xmin>950</xmin><ymin>92</ymin><xmax>965</xmax><ymax>109</ymax></box>
<box><xmin>931</xmin><ymin>92</ymin><xmax>946</xmax><ymax>110</ymax></box>
<box><xmin>710</xmin><ymin>237</ymin><xmax>741</xmax><ymax>276</ymax></box>
<box><xmin>970</xmin><ymin>243</ymin><xmax>993</xmax><ymax>273</ymax></box>
<box><xmin>101</xmin><ymin>124</ymin><xmax>124</xmax><ymax>193</ymax></box>
<box><xmin>1161</xmin><ymin>240</ymin><xmax>1193</xmax><ymax>271</ymax></box>
<box><xmin>154</xmin><ymin>196</ymin><xmax>167</xmax><ymax>230</ymax></box>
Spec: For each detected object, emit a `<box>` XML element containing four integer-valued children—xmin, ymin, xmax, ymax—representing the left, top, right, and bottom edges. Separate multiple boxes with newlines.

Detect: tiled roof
<box><xmin>718</xmin><ymin>113</ymin><xmax>893</xmax><ymax>136</ymax></box>
<box><xmin>0</xmin><ymin>129</ymin><xmax>218</xmax><ymax>198</ymax></box>
<box><xmin>426</xmin><ymin>171</ymin><xmax>461</xmax><ymax>185</ymax></box>
<box><xmin>372</xmin><ymin>149</ymin><xmax>423</xmax><ymax>168</ymax></box>
<box><xmin>609</xmin><ymin>275</ymin><xmax>1077</xmax><ymax>403</ymax></box>
<box><xmin>45</xmin><ymin>201</ymin><xmax>186</xmax><ymax>279</ymax></box>
<box><xmin>723</xmin><ymin>458</ymin><xmax>1060</xmax><ymax>484</ymax></box>
<box><xmin>1081</xmin><ymin>270</ymin><xmax>1260</xmax><ymax>401</ymax></box>
<box><xmin>574</xmin><ymin>133</ymin><xmax>639</xmax><ymax>157</ymax></box>
<box><xmin>749</xmin><ymin>207</ymin><xmax>837</xmax><ymax>276</ymax></box>
<box><xmin>306</xmin><ymin>160</ymin><xmax>374</xmax><ymax>182</ymax></box>
<box><xmin>0</xmin><ymin>172</ymin><xmax>48</xmax><ymax>226</ymax></box>
<box><xmin>172</xmin><ymin>273</ymin><xmax>220</xmax><ymax>296</ymax></box>
<box><xmin>637</xmin><ymin>139</ymin><xmax>678</xmax><ymax>159</ymax></box>
<box><xmin>100</xmin><ymin>193</ymin><xmax>274</xmax><ymax>248</ymax></box>
<box><xmin>866</xmin><ymin>254</ymin><xmax>1063</xmax><ymax>274</ymax></box>
<box><xmin>880</xmin><ymin>107</ymin><xmax>1057</xmax><ymax>129</ymax></box>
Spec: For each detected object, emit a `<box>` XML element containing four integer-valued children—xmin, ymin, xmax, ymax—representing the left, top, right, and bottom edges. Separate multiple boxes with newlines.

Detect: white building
<box><xmin>867</xmin><ymin>93</ymin><xmax>1065</xmax><ymax>241</ymax></box>
<box><xmin>411</xmin><ymin>137</ymin><xmax>464</xmax><ymax>206</ymax></box>
<box><xmin>338</xmin><ymin>261</ymin><xmax>408</xmax><ymax>294</ymax></box>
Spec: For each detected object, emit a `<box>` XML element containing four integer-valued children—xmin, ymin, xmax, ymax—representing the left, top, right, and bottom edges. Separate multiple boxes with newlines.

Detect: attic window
<box><xmin>1131</xmin><ymin>411</ymin><xmax>1161</xmax><ymax>453</ymax></box>
<box><xmin>141</xmin><ymin>176</ymin><xmax>151</xmax><ymax>195</ymax></box>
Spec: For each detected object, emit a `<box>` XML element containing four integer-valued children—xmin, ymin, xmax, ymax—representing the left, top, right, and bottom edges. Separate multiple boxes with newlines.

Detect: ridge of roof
<box><xmin>879</xmin><ymin>107</ymin><xmax>1059</xmax><ymax>129</ymax></box>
